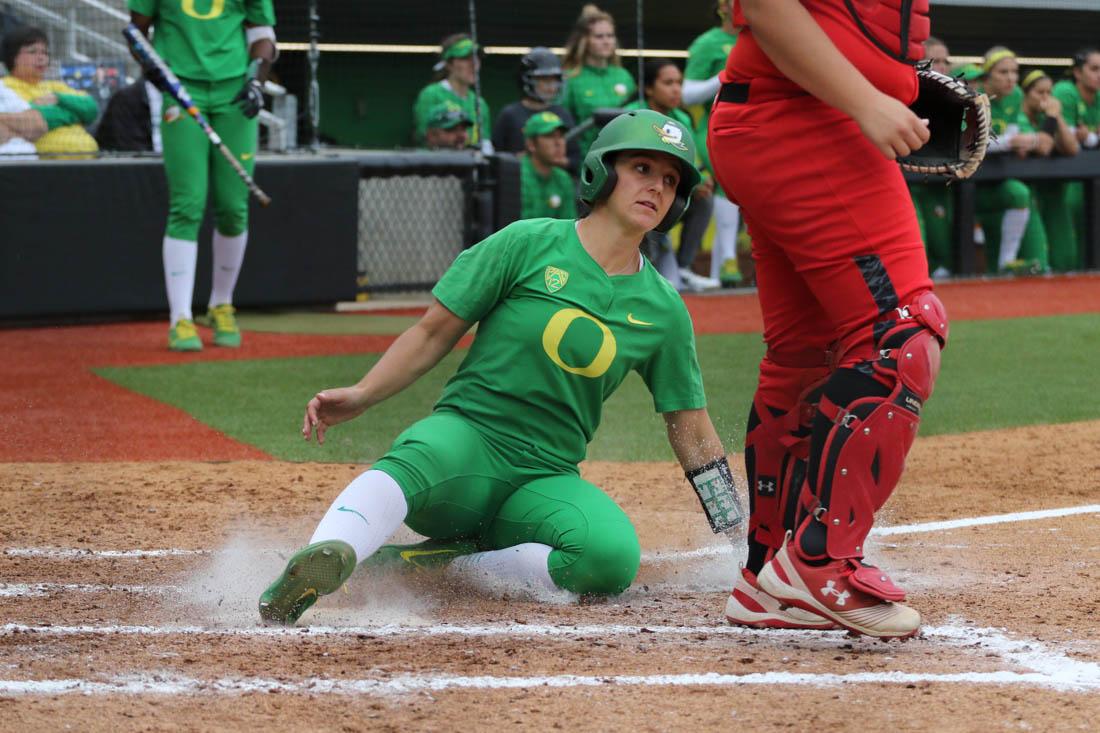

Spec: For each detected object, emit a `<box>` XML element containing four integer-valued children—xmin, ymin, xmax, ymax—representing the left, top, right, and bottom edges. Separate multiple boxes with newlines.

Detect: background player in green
<box><xmin>412</xmin><ymin>34</ymin><xmax>492</xmax><ymax>153</ymax></box>
<box><xmin>560</xmin><ymin>4</ymin><xmax>636</xmax><ymax>162</ymax></box>
<box><xmin>1052</xmin><ymin>47</ymin><xmax>1100</xmax><ymax>270</ymax></box>
<box><xmin>260</xmin><ymin>110</ymin><xmax>745</xmax><ymax>626</ymax></box>
<box><xmin>682</xmin><ymin>0</ymin><xmax>741</xmax><ymax>286</ymax></box>
<box><xmin>423</xmin><ymin>103</ymin><xmax>474</xmax><ymax>151</ymax></box>
<box><xmin>129</xmin><ymin>0</ymin><xmax>276</xmax><ymax>352</ymax></box>
<box><xmin>1022</xmin><ymin>69</ymin><xmax>1081</xmax><ymax>271</ymax></box>
<box><xmin>909</xmin><ymin>38</ymin><xmax>955</xmax><ymax>278</ymax></box>
<box><xmin>977</xmin><ymin>48</ymin><xmax>1049</xmax><ymax>274</ymax></box>
<box><xmin>519</xmin><ymin>111</ymin><xmax>576</xmax><ymax>220</ymax></box>
<box><xmin>625</xmin><ymin>58</ymin><xmax>719</xmax><ymax>291</ymax></box>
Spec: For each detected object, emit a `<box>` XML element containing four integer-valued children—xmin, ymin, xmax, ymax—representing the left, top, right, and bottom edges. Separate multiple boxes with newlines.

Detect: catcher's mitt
<box><xmin>899</xmin><ymin>66</ymin><xmax>991</xmax><ymax>180</ymax></box>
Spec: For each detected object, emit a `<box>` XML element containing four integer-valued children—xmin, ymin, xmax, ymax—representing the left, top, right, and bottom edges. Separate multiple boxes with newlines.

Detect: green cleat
<box><xmin>168</xmin><ymin>319</ymin><xmax>203</xmax><ymax>352</ymax></box>
<box><xmin>258</xmin><ymin>540</ymin><xmax>357</xmax><ymax>626</ymax></box>
<box><xmin>364</xmin><ymin>538</ymin><xmax>480</xmax><ymax>572</ymax></box>
<box><xmin>208</xmin><ymin>303</ymin><xmax>241</xmax><ymax>348</ymax></box>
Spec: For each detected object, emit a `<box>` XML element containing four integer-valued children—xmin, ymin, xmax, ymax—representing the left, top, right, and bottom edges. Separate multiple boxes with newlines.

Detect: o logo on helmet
<box><xmin>541</xmin><ymin>308</ymin><xmax>617</xmax><ymax>378</ymax></box>
<box><xmin>181</xmin><ymin>0</ymin><xmax>225</xmax><ymax>20</ymax></box>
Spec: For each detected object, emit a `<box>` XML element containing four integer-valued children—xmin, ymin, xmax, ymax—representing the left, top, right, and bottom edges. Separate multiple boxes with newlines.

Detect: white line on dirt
<box><xmin>6</xmin><ymin>503</ymin><xmax>1097</xmax><ymax>564</ymax></box>
<box><xmin>0</xmin><ymin>667</ymin><xmax>1094</xmax><ymax>696</ymax></box>
<box><xmin>0</xmin><ymin>583</ymin><xmax>178</xmax><ymax>598</ymax></box>
<box><xmin>3</xmin><ymin>548</ymin><xmax>207</xmax><ymax>559</ymax></box>
<box><xmin>643</xmin><ymin>503</ymin><xmax>1100</xmax><ymax>562</ymax></box>
<box><xmin>0</xmin><ymin>622</ymin><xmax>823</xmax><ymax>640</ymax></box>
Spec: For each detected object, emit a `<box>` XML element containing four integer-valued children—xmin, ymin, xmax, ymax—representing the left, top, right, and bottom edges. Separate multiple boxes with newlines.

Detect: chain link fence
<box><xmin>357</xmin><ymin>174</ymin><xmax>467</xmax><ymax>293</ymax></box>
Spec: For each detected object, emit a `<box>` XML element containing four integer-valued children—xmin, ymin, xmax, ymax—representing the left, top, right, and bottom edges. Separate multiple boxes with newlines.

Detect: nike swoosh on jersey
<box><xmin>627</xmin><ymin>313</ymin><xmax>654</xmax><ymax>326</ymax></box>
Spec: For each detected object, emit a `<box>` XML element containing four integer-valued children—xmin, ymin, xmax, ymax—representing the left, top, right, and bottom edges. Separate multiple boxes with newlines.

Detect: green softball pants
<box><xmin>161</xmin><ymin>75</ymin><xmax>257</xmax><ymax>240</ymax></box>
<box><xmin>371</xmin><ymin>412</ymin><xmax>642</xmax><ymax>595</ymax></box>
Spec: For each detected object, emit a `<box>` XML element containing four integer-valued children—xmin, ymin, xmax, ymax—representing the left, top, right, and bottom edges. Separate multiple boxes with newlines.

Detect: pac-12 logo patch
<box><xmin>544</xmin><ymin>266</ymin><xmax>569</xmax><ymax>293</ymax></box>
<box><xmin>163</xmin><ymin>105</ymin><xmax>181</xmax><ymax>123</ymax></box>
<box><xmin>653</xmin><ymin>122</ymin><xmax>688</xmax><ymax>151</ymax></box>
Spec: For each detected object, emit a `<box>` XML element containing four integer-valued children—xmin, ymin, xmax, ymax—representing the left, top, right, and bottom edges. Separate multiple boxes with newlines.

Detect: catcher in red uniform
<box><xmin>710</xmin><ymin>0</ymin><xmax>951</xmax><ymax>639</ymax></box>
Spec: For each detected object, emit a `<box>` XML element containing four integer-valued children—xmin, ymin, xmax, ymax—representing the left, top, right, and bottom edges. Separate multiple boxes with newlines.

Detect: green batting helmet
<box><xmin>579</xmin><ymin>108</ymin><xmax>702</xmax><ymax>232</ymax></box>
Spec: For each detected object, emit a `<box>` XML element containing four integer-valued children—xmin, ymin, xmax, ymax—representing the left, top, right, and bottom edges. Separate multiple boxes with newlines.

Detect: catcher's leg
<box><xmin>740</xmin><ymin>232</ymin><xmax>834</xmax><ymax>574</ymax></box>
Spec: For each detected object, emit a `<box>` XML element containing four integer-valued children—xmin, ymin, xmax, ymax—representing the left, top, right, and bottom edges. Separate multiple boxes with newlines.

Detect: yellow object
<box><xmin>1</xmin><ymin>77</ymin><xmax>98</xmax><ymax>158</ymax></box>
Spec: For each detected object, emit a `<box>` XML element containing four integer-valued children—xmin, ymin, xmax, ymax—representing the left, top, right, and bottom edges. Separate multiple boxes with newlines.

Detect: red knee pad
<box><xmin>812</xmin><ymin>291</ymin><xmax>949</xmax><ymax>559</ymax></box>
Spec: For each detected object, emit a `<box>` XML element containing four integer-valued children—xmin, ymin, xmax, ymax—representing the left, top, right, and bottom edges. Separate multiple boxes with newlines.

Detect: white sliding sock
<box><xmin>448</xmin><ymin>543</ymin><xmax>573</xmax><ymax>601</ymax></box>
<box><xmin>711</xmin><ymin>196</ymin><xmax>740</xmax><ymax>280</ymax></box>
<box><xmin>309</xmin><ymin>470</ymin><xmax>409</xmax><ymax>564</ymax></box>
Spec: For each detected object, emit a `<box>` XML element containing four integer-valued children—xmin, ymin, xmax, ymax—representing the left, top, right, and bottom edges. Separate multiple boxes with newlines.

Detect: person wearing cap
<box><xmin>493</xmin><ymin>47</ymin><xmax>580</xmax><ymax>170</ymax></box>
<box><xmin>560</xmin><ymin>5</ymin><xmax>636</xmax><ymax>162</ymax></box>
<box><xmin>1021</xmin><ymin>68</ymin><xmax>1078</xmax><ymax>272</ymax></box>
<box><xmin>909</xmin><ymin>38</ymin><xmax>957</xmax><ymax>279</ymax></box>
<box><xmin>1052</xmin><ymin>48</ymin><xmax>1100</xmax><ymax>270</ymax></box>
<box><xmin>682</xmin><ymin>1</ymin><xmax>742</xmax><ymax>287</ymax></box>
<box><xmin>258</xmin><ymin>109</ymin><xmax>743</xmax><ymax>627</ymax></box>
<box><xmin>412</xmin><ymin>33</ymin><xmax>492</xmax><ymax>153</ymax></box>
<box><xmin>626</xmin><ymin>58</ymin><xmax>720</xmax><ymax>291</ymax></box>
<box><xmin>424</xmin><ymin>103</ymin><xmax>473</xmax><ymax>150</ymax></box>
<box><xmin>976</xmin><ymin>47</ymin><xmax>1049</xmax><ymax>274</ymax></box>
<box><xmin>519</xmin><ymin>111</ymin><xmax>576</xmax><ymax>220</ymax></box>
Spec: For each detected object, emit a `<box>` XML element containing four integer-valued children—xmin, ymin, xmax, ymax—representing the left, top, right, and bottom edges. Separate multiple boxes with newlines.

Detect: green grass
<box><xmin>95</xmin><ymin>313</ymin><xmax>1100</xmax><ymax>463</ymax></box>
<box><xmin>233</xmin><ymin>311</ymin><xmax>420</xmax><ymax>335</ymax></box>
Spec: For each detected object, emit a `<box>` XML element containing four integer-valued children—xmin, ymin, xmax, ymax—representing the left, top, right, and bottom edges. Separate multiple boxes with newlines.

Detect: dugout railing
<box><xmin>905</xmin><ymin>149</ymin><xmax>1100</xmax><ymax>275</ymax></box>
<box><xmin>0</xmin><ymin>151</ymin><xmax>521</xmax><ymax>320</ymax></box>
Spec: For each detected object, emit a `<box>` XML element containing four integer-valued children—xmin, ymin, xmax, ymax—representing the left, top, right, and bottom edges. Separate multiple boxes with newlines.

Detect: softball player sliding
<box><xmin>128</xmin><ymin>0</ymin><xmax>277</xmax><ymax>351</ymax></box>
<box><xmin>1053</xmin><ymin>48</ymin><xmax>1100</xmax><ymax>271</ymax></box>
<box><xmin>260</xmin><ymin>110</ymin><xmax>744</xmax><ymax>626</ymax></box>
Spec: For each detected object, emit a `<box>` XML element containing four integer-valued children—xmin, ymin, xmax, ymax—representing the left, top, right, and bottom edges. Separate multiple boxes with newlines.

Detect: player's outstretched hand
<box><xmin>853</xmin><ymin>92</ymin><xmax>930</xmax><ymax>160</ymax></box>
<box><xmin>302</xmin><ymin>386</ymin><xmax>369</xmax><ymax>444</ymax></box>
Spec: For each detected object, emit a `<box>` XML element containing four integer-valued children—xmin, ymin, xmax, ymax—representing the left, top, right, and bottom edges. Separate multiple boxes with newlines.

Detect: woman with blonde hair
<box><xmin>560</xmin><ymin>4</ymin><xmax>636</xmax><ymax>160</ymax></box>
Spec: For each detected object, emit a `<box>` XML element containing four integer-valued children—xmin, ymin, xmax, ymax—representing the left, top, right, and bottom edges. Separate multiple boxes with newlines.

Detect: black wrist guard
<box><xmin>686</xmin><ymin>456</ymin><xmax>746</xmax><ymax>534</ymax></box>
<box><xmin>1041</xmin><ymin>116</ymin><xmax>1059</xmax><ymax>137</ymax></box>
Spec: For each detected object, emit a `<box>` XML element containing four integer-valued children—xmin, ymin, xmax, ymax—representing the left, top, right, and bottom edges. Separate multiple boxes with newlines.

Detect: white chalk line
<box><xmin>0</xmin><ymin>622</ymin><xmax>824</xmax><ymax>640</ymax></box>
<box><xmin>0</xmin><ymin>670</ymin><xmax>1088</xmax><ymax>697</ymax></box>
<box><xmin>644</xmin><ymin>503</ymin><xmax>1100</xmax><ymax>562</ymax></box>
<box><xmin>0</xmin><ymin>583</ymin><xmax>178</xmax><ymax>598</ymax></box>
<box><xmin>2</xmin><ymin>615</ymin><xmax>1096</xmax><ymax>696</ymax></box>
<box><xmin>8</xmin><ymin>503</ymin><xmax>1096</xmax><ymax>565</ymax></box>
<box><xmin>1</xmin><ymin>623</ymin><xmax>1097</xmax><ymax>695</ymax></box>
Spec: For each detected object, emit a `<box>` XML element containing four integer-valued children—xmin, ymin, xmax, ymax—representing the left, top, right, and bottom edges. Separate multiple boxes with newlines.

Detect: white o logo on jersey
<box><xmin>541</xmin><ymin>308</ymin><xmax>617</xmax><ymax>378</ymax></box>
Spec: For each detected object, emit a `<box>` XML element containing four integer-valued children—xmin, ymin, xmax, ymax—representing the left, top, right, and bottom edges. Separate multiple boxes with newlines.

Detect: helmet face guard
<box><xmin>579</xmin><ymin>109</ymin><xmax>702</xmax><ymax>232</ymax></box>
<box><xmin>520</xmin><ymin>47</ymin><xmax>564</xmax><ymax>103</ymax></box>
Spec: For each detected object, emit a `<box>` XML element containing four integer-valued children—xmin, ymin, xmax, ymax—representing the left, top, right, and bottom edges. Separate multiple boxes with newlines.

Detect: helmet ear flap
<box><xmin>579</xmin><ymin>152</ymin><xmax>618</xmax><ymax>205</ymax></box>
<box><xmin>654</xmin><ymin>194</ymin><xmax>690</xmax><ymax>233</ymax></box>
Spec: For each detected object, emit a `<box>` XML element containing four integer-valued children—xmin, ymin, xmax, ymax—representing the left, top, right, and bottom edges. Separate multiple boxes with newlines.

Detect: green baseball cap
<box><xmin>523</xmin><ymin>111</ymin><xmax>568</xmax><ymax>138</ymax></box>
<box><xmin>427</xmin><ymin>103</ymin><xmax>472</xmax><ymax>130</ymax></box>
<box><xmin>955</xmin><ymin>63</ymin><xmax>984</xmax><ymax>81</ymax></box>
<box><xmin>442</xmin><ymin>37</ymin><xmax>478</xmax><ymax>60</ymax></box>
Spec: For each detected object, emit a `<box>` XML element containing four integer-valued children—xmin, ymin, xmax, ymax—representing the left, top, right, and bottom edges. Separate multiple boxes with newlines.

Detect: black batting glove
<box><xmin>233</xmin><ymin>77</ymin><xmax>264</xmax><ymax>118</ymax></box>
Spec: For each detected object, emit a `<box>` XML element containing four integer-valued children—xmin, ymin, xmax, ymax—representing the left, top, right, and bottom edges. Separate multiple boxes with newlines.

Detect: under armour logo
<box><xmin>757</xmin><ymin>477</ymin><xmax>777</xmax><ymax>497</ymax></box>
<box><xmin>820</xmin><ymin>580</ymin><xmax>850</xmax><ymax>606</ymax></box>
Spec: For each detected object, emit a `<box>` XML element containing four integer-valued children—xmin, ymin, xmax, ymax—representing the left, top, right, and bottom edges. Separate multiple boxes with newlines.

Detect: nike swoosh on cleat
<box><xmin>626</xmin><ymin>313</ymin><xmax>654</xmax><ymax>326</ymax></box>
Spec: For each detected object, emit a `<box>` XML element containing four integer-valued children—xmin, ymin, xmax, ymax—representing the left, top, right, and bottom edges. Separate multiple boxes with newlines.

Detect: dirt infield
<box><xmin>2</xmin><ymin>274</ymin><xmax>1100</xmax><ymax>730</ymax></box>
<box><xmin>2</xmin><ymin>421</ymin><xmax>1099</xmax><ymax>730</ymax></box>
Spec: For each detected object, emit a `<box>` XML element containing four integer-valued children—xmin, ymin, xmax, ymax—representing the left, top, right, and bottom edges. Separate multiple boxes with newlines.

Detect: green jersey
<box><xmin>432</xmin><ymin>218</ymin><xmax>706</xmax><ymax>467</ymax></box>
<box><xmin>412</xmin><ymin>81</ymin><xmax>490</xmax><ymax>146</ymax></box>
<box><xmin>684</xmin><ymin>28</ymin><xmax>737</xmax><ymax>192</ymax></box>
<box><xmin>987</xmin><ymin>85</ymin><xmax>1027</xmax><ymax>137</ymax></box>
<box><xmin>128</xmin><ymin>0</ymin><xmax>275</xmax><ymax>82</ymax></box>
<box><xmin>520</xmin><ymin>156</ymin><xmax>577</xmax><ymax>220</ymax></box>
<box><xmin>561</xmin><ymin>65</ymin><xmax>637</xmax><ymax>160</ymax></box>
<box><xmin>1052</xmin><ymin>80</ymin><xmax>1100</xmax><ymax>133</ymax></box>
